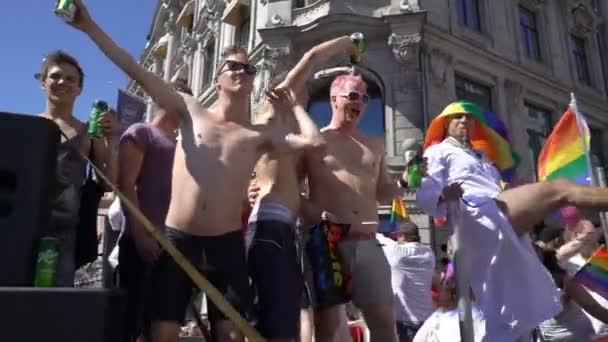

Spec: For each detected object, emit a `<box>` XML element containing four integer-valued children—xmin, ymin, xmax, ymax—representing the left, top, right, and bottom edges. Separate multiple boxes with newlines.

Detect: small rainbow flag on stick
<box><xmin>390</xmin><ymin>198</ymin><xmax>408</xmax><ymax>231</ymax></box>
<box><xmin>573</xmin><ymin>246</ymin><xmax>608</xmax><ymax>300</ymax></box>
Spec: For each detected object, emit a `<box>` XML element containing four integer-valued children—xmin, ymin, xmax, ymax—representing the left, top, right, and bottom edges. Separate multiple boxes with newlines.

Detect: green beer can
<box><xmin>88</xmin><ymin>100</ymin><xmax>109</xmax><ymax>138</ymax></box>
<box><xmin>55</xmin><ymin>0</ymin><xmax>77</xmax><ymax>23</ymax></box>
<box><xmin>349</xmin><ymin>32</ymin><xmax>366</xmax><ymax>65</ymax></box>
<box><xmin>34</xmin><ymin>237</ymin><xmax>60</xmax><ymax>287</ymax></box>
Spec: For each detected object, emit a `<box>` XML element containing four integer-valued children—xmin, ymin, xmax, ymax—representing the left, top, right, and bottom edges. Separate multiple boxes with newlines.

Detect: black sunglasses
<box><xmin>337</xmin><ymin>91</ymin><xmax>369</xmax><ymax>104</ymax></box>
<box><xmin>217</xmin><ymin>60</ymin><xmax>257</xmax><ymax>76</ymax></box>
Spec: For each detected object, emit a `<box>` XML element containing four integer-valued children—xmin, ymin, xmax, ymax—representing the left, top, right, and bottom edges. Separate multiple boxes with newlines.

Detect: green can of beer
<box><xmin>34</xmin><ymin>237</ymin><xmax>60</xmax><ymax>287</ymax></box>
<box><xmin>88</xmin><ymin>100</ymin><xmax>109</xmax><ymax>138</ymax></box>
<box><xmin>55</xmin><ymin>0</ymin><xmax>77</xmax><ymax>22</ymax></box>
<box><xmin>349</xmin><ymin>32</ymin><xmax>366</xmax><ymax>65</ymax></box>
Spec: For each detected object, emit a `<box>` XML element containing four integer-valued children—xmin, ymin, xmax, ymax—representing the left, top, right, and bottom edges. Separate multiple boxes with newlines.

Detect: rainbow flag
<box><xmin>573</xmin><ymin>246</ymin><xmax>608</xmax><ymax>300</ymax></box>
<box><xmin>424</xmin><ymin>101</ymin><xmax>520</xmax><ymax>182</ymax></box>
<box><xmin>390</xmin><ymin>198</ymin><xmax>408</xmax><ymax>231</ymax></box>
<box><xmin>537</xmin><ymin>107</ymin><xmax>592</xmax><ymax>185</ymax></box>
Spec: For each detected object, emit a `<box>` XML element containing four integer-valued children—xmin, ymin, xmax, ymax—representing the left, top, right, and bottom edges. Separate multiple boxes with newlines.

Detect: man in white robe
<box><xmin>415</xmin><ymin>101</ymin><xmax>608</xmax><ymax>341</ymax></box>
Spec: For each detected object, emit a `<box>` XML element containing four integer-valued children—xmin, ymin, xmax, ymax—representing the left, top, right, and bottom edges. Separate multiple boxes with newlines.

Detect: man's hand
<box><xmin>134</xmin><ymin>231</ymin><xmax>161</xmax><ymax>263</ymax></box>
<box><xmin>59</xmin><ymin>0</ymin><xmax>96</xmax><ymax>32</ymax></box>
<box><xmin>337</xmin><ymin>36</ymin><xmax>360</xmax><ymax>60</ymax></box>
<box><xmin>265</xmin><ymin>88</ymin><xmax>298</xmax><ymax>115</ymax></box>
<box><xmin>441</xmin><ymin>182</ymin><xmax>464</xmax><ymax>202</ymax></box>
<box><xmin>248</xmin><ymin>182</ymin><xmax>260</xmax><ymax>207</ymax></box>
<box><xmin>99</xmin><ymin>111</ymin><xmax>119</xmax><ymax>139</ymax></box>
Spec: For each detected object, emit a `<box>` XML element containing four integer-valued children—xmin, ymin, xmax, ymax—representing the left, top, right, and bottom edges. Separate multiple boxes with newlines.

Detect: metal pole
<box><xmin>448</xmin><ymin>201</ymin><xmax>475</xmax><ymax>342</ymax></box>
<box><xmin>594</xmin><ymin>166</ymin><xmax>608</xmax><ymax>241</ymax></box>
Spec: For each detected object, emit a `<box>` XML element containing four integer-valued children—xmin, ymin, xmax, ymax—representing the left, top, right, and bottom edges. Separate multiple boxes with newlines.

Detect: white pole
<box><xmin>594</xmin><ymin>166</ymin><xmax>608</xmax><ymax>240</ymax></box>
<box><xmin>448</xmin><ymin>201</ymin><xmax>475</xmax><ymax>342</ymax></box>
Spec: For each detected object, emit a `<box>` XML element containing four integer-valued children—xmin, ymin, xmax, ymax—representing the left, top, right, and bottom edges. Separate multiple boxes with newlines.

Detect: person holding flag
<box><xmin>415</xmin><ymin>100</ymin><xmax>608</xmax><ymax>341</ymax></box>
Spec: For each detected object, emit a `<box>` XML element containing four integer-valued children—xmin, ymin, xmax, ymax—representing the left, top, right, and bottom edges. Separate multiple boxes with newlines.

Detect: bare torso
<box><xmin>165</xmin><ymin>102</ymin><xmax>265</xmax><ymax>236</ymax></box>
<box><xmin>254</xmin><ymin>151</ymin><xmax>301</xmax><ymax>214</ymax></box>
<box><xmin>253</xmin><ymin>113</ymin><xmax>301</xmax><ymax>214</ymax></box>
<box><xmin>306</xmin><ymin>128</ymin><xmax>383</xmax><ymax>234</ymax></box>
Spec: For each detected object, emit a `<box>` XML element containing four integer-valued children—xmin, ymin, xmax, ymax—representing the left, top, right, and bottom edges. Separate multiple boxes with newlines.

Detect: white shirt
<box><xmin>377</xmin><ymin>234</ymin><xmax>435</xmax><ymax>323</ymax></box>
<box><xmin>413</xmin><ymin>304</ymin><xmax>486</xmax><ymax>342</ymax></box>
<box><xmin>416</xmin><ymin>140</ymin><xmax>562</xmax><ymax>335</ymax></box>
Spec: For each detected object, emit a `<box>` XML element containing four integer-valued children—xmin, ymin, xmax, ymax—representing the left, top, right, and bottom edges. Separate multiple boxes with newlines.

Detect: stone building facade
<box><xmin>127</xmin><ymin>0</ymin><xmax>608</xmax><ymax>252</ymax></box>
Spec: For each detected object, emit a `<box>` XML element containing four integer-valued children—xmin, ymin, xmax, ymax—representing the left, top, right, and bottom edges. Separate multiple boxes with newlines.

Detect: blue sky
<box><xmin>0</xmin><ymin>1</ymin><xmax>156</xmax><ymax>121</ymax></box>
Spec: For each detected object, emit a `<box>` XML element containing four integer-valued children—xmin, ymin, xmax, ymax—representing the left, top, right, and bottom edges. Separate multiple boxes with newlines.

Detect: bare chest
<box><xmin>188</xmin><ymin>124</ymin><xmax>258</xmax><ymax>167</ymax></box>
<box><xmin>320</xmin><ymin>136</ymin><xmax>380</xmax><ymax>177</ymax></box>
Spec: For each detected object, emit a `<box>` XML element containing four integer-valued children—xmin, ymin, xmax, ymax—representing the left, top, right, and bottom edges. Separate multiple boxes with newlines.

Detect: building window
<box><xmin>525</xmin><ymin>103</ymin><xmax>552</xmax><ymax>179</ymax></box>
<box><xmin>202</xmin><ymin>39</ymin><xmax>215</xmax><ymax>90</ymax></box>
<box><xmin>519</xmin><ymin>6</ymin><xmax>541</xmax><ymax>61</ymax></box>
<box><xmin>571</xmin><ymin>35</ymin><xmax>591</xmax><ymax>85</ymax></box>
<box><xmin>307</xmin><ymin>77</ymin><xmax>385</xmax><ymax>137</ymax></box>
<box><xmin>455</xmin><ymin>75</ymin><xmax>492</xmax><ymax>110</ymax></box>
<box><xmin>456</xmin><ymin>0</ymin><xmax>481</xmax><ymax>31</ymax></box>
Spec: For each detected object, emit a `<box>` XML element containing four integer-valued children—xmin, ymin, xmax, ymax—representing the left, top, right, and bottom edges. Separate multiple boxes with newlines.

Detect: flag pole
<box><xmin>448</xmin><ymin>201</ymin><xmax>475</xmax><ymax>342</ymax></box>
<box><xmin>595</xmin><ymin>166</ymin><xmax>608</xmax><ymax>241</ymax></box>
<box><xmin>570</xmin><ymin>93</ymin><xmax>608</xmax><ymax>241</ymax></box>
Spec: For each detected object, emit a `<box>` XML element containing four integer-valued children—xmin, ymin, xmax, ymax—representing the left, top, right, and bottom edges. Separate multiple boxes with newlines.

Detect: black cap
<box><xmin>397</xmin><ymin>221</ymin><xmax>419</xmax><ymax>239</ymax></box>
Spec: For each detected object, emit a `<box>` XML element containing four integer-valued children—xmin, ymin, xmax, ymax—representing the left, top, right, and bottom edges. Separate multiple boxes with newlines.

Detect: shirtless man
<box><xmin>247</xmin><ymin>37</ymin><xmax>359</xmax><ymax>342</ymax></box>
<box><xmin>62</xmin><ymin>1</ymin><xmax>324</xmax><ymax>341</ymax></box>
<box><xmin>38</xmin><ymin>50</ymin><xmax>118</xmax><ymax>286</ymax></box>
<box><xmin>301</xmin><ymin>74</ymin><xmax>405</xmax><ymax>342</ymax></box>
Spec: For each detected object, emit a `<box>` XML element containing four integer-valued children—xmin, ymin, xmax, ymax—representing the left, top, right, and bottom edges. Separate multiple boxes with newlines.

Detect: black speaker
<box><xmin>0</xmin><ymin>113</ymin><xmax>59</xmax><ymax>286</ymax></box>
<box><xmin>0</xmin><ymin>287</ymin><xmax>126</xmax><ymax>342</ymax></box>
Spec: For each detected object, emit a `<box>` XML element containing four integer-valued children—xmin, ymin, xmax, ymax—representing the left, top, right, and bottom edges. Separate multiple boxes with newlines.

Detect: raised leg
<box><xmin>496</xmin><ymin>179</ymin><xmax>608</xmax><ymax>235</ymax></box>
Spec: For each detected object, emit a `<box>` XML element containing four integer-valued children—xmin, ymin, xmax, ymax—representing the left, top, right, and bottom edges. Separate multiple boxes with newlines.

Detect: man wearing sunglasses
<box><xmin>247</xmin><ymin>36</ymin><xmax>361</xmax><ymax>342</ymax></box>
<box><xmin>298</xmin><ymin>73</ymin><xmax>410</xmax><ymax>342</ymax></box>
<box><xmin>61</xmin><ymin>1</ymin><xmax>333</xmax><ymax>341</ymax></box>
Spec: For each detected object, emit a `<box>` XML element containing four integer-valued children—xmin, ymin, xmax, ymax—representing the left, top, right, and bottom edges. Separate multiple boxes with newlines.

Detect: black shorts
<box><xmin>148</xmin><ymin>227</ymin><xmax>253</xmax><ymax>326</ymax></box>
<box><xmin>248</xmin><ymin>220</ymin><xmax>303</xmax><ymax>338</ymax></box>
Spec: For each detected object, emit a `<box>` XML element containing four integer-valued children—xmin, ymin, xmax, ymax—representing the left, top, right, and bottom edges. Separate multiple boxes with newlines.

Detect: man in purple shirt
<box><xmin>117</xmin><ymin>81</ymin><xmax>192</xmax><ymax>342</ymax></box>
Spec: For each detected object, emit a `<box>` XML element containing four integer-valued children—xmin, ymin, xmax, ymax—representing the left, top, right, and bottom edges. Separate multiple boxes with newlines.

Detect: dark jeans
<box><xmin>118</xmin><ymin>235</ymin><xmax>151</xmax><ymax>342</ymax></box>
<box><xmin>396</xmin><ymin>321</ymin><xmax>423</xmax><ymax>342</ymax></box>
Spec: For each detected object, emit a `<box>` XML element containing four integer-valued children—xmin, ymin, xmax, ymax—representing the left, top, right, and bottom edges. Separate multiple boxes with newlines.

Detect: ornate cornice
<box><xmin>388</xmin><ymin>33</ymin><xmax>422</xmax><ymax>65</ymax></box>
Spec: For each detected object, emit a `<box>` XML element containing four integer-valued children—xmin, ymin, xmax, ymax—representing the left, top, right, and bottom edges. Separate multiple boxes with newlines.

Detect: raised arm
<box><xmin>278</xmin><ymin>36</ymin><xmax>359</xmax><ymax>94</ymax></box>
<box><xmin>260</xmin><ymin>88</ymin><xmax>325</xmax><ymax>152</ymax></box>
<box><xmin>63</xmin><ymin>0</ymin><xmax>188</xmax><ymax>118</ymax></box>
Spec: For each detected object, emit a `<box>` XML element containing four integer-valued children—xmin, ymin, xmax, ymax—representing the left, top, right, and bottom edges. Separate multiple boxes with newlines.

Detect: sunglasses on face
<box><xmin>217</xmin><ymin>60</ymin><xmax>257</xmax><ymax>76</ymax></box>
<box><xmin>337</xmin><ymin>91</ymin><xmax>369</xmax><ymax>104</ymax></box>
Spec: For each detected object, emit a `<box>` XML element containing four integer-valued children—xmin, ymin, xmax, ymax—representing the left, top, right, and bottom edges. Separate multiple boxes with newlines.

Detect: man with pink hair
<box><xmin>301</xmin><ymin>72</ymin><xmax>409</xmax><ymax>342</ymax></box>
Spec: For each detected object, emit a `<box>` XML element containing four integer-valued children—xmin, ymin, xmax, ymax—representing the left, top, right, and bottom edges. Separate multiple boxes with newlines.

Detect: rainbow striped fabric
<box><xmin>390</xmin><ymin>198</ymin><xmax>408</xmax><ymax>231</ymax></box>
<box><xmin>573</xmin><ymin>246</ymin><xmax>608</xmax><ymax>300</ymax></box>
<box><xmin>424</xmin><ymin>101</ymin><xmax>520</xmax><ymax>182</ymax></box>
<box><xmin>537</xmin><ymin>107</ymin><xmax>591</xmax><ymax>184</ymax></box>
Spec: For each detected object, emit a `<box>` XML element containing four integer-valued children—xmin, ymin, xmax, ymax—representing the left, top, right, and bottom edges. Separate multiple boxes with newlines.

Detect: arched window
<box><xmin>307</xmin><ymin>72</ymin><xmax>385</xmax><ymax>137</ymax></box>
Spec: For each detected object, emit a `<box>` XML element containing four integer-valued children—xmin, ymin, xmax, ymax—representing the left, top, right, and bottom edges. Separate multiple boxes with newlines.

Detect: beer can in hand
<box><xmin>349</xmin><ymin>32</ymin><xmax>366</xmax><ymax>65</ymax></box>
<box><xmin>88</xmin><ymin>100</ymin><xmax>109</xmax><ymax>138</ymax></box>
<box><xmin>34</xmin><ymin>237</ymin><xmax>60</xmax><ymax>287</ymax></box>
<box><xmin>407</xmin><ymin>156</ymin><xmax>422</xmax><ymax>188</ymax></box>
<box><xmin>55</xmin><ymin>0</ymin><xmax>77</xmax><ymax>22</ymax></box>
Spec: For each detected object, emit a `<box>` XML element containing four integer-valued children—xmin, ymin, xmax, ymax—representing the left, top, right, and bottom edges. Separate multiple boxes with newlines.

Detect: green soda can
<box><xmin>407</xmin><ymin>156</ymin><xmax>422</xmax><ymax>188</ymax></box>
<box><xmin>55</xmin><ymin>0</ymin><xmax>77</xmax><ymax>22</ymax></box>
<box><xmin>34</xmin><ymin>237</ymin><xmax>60</xmax><ymax>287</ymax></box>
<box><xmin>349</xmin><ymin>32</ymin><xmax>366</xmax><ymax>65</ymax></box>
<box><xmin>88</xmin><ymin>100</ymin><xmax>109</xmax><ymax>138</ymax></box>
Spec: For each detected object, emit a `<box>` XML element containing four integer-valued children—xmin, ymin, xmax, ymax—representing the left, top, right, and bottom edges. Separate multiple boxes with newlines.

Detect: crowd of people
<box><xmin>34</xmin><ymin>0</ymin><xmax>608</xmax><ymax>341</ymax></box>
